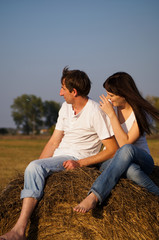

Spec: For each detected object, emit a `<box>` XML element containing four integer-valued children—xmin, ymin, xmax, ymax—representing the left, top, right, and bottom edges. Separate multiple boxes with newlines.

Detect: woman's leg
<box><xmin>90</xmin><ymin>145</ymin><xmax>141</xmax><ymax>203</ymax></box>
<box><xmin>74</xmin><ymin>144</ymin><xmax>159</xmax><ymax>213</ymax></box>
<box><xmin>74</xmin><ymin>144</ymin><xmax>135</xmax><ymax>212</ymax></box>
<box><xmin>126</xmin><ymin>163</ymin><xmax>159</xmax><ymax>195</ymax></box>
<box><xmin>123</xmin><ymin>145</ymin><xmax>159</xmax><ymax>195</ymax></box>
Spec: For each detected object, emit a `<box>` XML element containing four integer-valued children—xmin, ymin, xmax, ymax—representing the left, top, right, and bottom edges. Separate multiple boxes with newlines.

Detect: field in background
<box><xmin>0</xmin><ymin>135</ymin><xmax>159</xmax><ymax>191</ymax></box>
<box><xmin>0</xmin><ymin>135</ymin><xmax>49</xmax><ymax>191</ymax></box>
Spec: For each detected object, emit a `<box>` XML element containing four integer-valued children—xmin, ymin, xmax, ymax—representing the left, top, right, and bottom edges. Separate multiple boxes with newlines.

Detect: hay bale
<box><xmin>0</xmin><ymin>167</ymin><xmax>159</xmax><ymax>240</ymax></box>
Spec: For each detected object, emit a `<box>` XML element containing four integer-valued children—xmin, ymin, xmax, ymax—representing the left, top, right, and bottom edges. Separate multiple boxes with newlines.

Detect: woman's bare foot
<box><xmin>0</xmin><ymin>229</ymin><xmax>26</xmax><ymax>240</ymax></box>
<box><xmin>73</xmin><ymin>192</ymin><xmax>99</xmax><ymax>213</ymax></box>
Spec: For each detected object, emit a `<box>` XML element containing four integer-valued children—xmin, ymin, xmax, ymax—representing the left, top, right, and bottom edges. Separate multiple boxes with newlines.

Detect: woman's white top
<box><xmin>115</xmin><ymin>107</ymin><xmax>150</xmax><ymax>154</ymax></box>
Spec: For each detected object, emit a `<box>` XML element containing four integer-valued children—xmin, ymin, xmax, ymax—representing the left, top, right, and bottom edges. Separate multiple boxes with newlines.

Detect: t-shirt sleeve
<box><xmin>92</xmin><ymin>108</ymin><xmax>114</xmax><ymax>140</ymax></box>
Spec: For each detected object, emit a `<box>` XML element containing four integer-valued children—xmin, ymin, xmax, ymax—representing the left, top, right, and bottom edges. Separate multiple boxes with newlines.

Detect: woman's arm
<box><xmin>108</xmin><ymin>113</ymin><xmax>140</xmax><ymax>147</ymax></box>
<box><xmin>99</xmin><ymin>95</ymin><xmax>140</xmax><ymax>147</ymax></box>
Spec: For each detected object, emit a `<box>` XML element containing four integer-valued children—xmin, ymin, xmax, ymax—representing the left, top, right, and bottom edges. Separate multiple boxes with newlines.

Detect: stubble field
<box><xmin>0</xmin><ymin>135</ymin><xmax>159</xmax><ymax>240</ymax></box>
<box><xmin>0</xmin><ymin>135</ymin><xmax>159</xmax><ymax>191</ymax></box>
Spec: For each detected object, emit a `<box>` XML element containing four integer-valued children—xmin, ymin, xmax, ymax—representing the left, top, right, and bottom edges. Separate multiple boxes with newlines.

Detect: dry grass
<box><xmin>0</xmin><ymin>167</ymin><xmax>159</xmax><ymax>240</ymax></box>
<box><xmin>0</xmin><ymin>135</ymin><xmax>158</xmax><ymax>190</ymax></box>
<box><xmin>0</xmin><ymin>135</ymin><xmax>159</xmax><ymax>240</ymax></box>
<box><xmin>147</xmin><ymin>137</ymin><xmax>159</xmax><ymax>165</ymax></box>
<box><xmin>0</xmin><ymin>135</ymin><xmax>49</xmax><ymax>190</ymax></box>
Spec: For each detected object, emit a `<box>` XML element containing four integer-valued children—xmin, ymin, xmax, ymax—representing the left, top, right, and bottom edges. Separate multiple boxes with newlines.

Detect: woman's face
<box><xmin>106</xmin><ymin>91</ymin><xmax>126</xmax><ymax>107</ymax></box>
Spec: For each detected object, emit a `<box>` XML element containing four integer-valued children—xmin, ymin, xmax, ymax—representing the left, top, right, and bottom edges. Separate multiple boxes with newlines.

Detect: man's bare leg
<box><xmin>73</xmin><ymin>192</ymin><xmax>99</xmax><ymax>213</ymax></box>
<box><xmin>0</xmin><ymin>197</ymin><xmax>37</xmax><ymax>240</ymax></box>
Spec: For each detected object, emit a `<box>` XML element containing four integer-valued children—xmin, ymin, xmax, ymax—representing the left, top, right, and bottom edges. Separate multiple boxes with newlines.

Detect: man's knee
<box><xmin>25</xmin><ymin>160</ymin><xmax>42</xmax><ymax>176</ymax></box>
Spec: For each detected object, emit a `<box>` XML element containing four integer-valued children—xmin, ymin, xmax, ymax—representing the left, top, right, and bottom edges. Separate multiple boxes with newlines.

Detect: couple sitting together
<box><xmin>1</xmin><ymin>67</ymin><xmax>159</xmax><ymax>240</ymax></box>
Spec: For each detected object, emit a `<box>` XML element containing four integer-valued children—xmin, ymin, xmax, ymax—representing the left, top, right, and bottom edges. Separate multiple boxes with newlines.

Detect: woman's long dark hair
<box><xmin>103</xmin><ymin>72</ymin><xmax>159</xmax><ymax>135</ymax></box>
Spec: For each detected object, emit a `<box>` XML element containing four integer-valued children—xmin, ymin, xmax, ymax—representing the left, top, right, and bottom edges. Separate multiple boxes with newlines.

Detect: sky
<box><xmin>0</xmin><ymin>0</ymin><xmax>159</xmax><ymax>128</ymax></box>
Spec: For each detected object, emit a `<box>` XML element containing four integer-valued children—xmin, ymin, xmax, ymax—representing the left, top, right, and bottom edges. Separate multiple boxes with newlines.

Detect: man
<box><xmin>0</xmin><ymin>67</ymin><xmax>118</xmax><ymax>240</ymax></box>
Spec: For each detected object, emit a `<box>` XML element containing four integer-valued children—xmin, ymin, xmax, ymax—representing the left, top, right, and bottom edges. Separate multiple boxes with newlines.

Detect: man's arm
<box><xmin>63</xmin><ymin>136</ymin><xmax>118</xmax><ymax>169</ymax></box>
<box><xmin>39</xmin><ymin>129</ymin><xmax>64</xmax><ymax>159</ymax></box>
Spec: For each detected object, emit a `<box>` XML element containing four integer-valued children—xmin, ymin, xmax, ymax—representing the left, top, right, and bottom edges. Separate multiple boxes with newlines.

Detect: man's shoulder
<box><xmin>88</xmin><ymin>98</ymin><xmax>100</xmax><ymax>108</ymax></box>
<box><xmin>60</xmin><ymin>101</ymin><xmax>72</xmax><ymax>110</ymax></box>
<box><xmin>58</xmin><ymin>102</ymin><xmax>72</xmax><ymax>117</ymax></box>
<box><xmin>87</xmin><ymin>99</ymin><xmax>109</xmax><ymax>123</ymax></box>
<box><xmin>87</xmin><ymin>99</ymin><xmax>103</xmax><ymax>113</ymax></box>
<box><xmin>61</xmin><ymin>101</ymin><xmax>68</xmax><ymax>107</ymax></box>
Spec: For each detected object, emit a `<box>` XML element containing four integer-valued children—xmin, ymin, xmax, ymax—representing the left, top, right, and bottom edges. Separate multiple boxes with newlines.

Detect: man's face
<box><xmin>60</xmin><ymin>81</ymin><xmax>74</xmax><ymax>104</ymax></box>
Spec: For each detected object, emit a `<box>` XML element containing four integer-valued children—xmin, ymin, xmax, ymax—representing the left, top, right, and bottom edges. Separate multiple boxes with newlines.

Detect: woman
<box><xmin>74</xmin><ymin>72</ymin><xmax>159</xmax><ymax>213</ymax></box>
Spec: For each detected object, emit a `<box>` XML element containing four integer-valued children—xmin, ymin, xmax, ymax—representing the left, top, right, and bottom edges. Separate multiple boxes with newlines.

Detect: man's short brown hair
<box><xmin>61</xmin><ymin>67</ymin><xmax>91</xmax><ymax>97</ymax></box>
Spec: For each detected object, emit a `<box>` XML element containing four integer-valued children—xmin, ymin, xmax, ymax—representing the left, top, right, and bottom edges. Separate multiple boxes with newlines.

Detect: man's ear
<box><xmin>72</xmin><ymin>88</ymin><xmax>78</xmax><ymax>97</ymax></box>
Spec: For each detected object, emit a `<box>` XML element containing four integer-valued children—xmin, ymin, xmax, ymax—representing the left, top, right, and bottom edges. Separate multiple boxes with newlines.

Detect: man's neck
<box><xmin>72</xmin><ymin>97</ymin><xmax>88</xmax><ymax>115</ymax></box>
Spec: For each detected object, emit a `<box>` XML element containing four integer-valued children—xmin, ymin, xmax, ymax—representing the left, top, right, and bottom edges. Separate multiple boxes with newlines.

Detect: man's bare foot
<box><xmin>0</xmin><ymin>229</ymin><xmax>26</xmax><ymax>240</ymax></box>
<box><xmin>73</xmin><ymin>192</ymin><xmax>99</xmax><ymax>213</ymax></box>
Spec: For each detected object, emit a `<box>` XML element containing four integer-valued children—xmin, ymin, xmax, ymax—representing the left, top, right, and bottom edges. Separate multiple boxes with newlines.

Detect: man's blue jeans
<box><xmin>89</xmin><ymin>144</ymin><xmax>159</xmax><ymax>203</ymax></box>
<box><xmin>20</xmin><ymin>155</ymin><xmax>78</xmax><ymax>200</ymax></box>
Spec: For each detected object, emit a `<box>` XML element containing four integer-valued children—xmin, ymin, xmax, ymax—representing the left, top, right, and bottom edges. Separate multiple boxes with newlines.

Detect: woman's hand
<box><xmin>99</xmin><ymin>94</ymin><xmax>115</xmax><ymax>118</ymax></box>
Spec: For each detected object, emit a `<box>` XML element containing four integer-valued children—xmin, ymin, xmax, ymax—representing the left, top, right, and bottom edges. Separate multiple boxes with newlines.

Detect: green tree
<box><xmin>11</xmin><ymin>94</ymin><xmax>43</xmax><ymax>134</ymax></box>
<box><xmin>43</xmin><ymin>100</ymin><xmax>61</xmax><ymax>128</ymax></box>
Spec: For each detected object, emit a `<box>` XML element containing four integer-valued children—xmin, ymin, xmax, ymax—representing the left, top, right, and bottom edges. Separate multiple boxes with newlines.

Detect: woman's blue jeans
<box><xmin>20</xmin><ymin>155</ymin><xmax>78</xmax><ymax>200</ymax></box>
<box><xmin>90</xmin><ymin>144</ymin><xmax>159</xmax><ymax>203</ymax></box>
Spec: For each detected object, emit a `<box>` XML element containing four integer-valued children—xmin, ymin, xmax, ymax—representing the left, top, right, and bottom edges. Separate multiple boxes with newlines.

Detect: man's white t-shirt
<box><xmin>54</xmin><ymin>99</ymin><xmax>114</xmax><ymax>159</ymax></box>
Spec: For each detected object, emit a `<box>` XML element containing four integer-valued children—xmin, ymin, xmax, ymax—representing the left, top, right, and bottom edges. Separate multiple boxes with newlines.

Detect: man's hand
<box><xmin>63</xmin><ymin>160</ymin><xmax>80</xmax><ymax>170</ymax></box>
